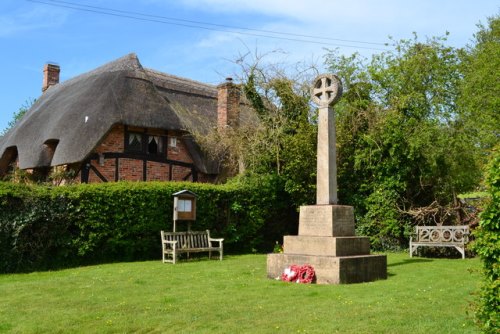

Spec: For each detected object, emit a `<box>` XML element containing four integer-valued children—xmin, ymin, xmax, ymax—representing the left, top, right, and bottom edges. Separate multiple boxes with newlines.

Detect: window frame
<box><xmin>125</xmin><ymin>129</ymin><xmax>166</xmax><ymax>156</ymax></box>
<box><xmin>168</xmin><ymin>136</ymin><xmax>177</xmax><ymax>148</ymax></box>
<box><xmin>125</xmin><ymin>132</ymin><xmax>143</xmax><ymax>153</ymax></box>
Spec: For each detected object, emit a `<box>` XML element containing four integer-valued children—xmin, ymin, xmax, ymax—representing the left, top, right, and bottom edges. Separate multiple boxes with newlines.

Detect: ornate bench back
<box><xmin>416</xmin><ymin>226</ymin><xmax>469</xmax><ymax>243</ymax></box>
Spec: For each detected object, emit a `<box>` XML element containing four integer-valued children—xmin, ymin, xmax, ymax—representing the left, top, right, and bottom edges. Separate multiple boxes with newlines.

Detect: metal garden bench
<box><xmin>409</xmin><ymin>225</ymin><xmax>469</xmax><ymax>259</ymax></box>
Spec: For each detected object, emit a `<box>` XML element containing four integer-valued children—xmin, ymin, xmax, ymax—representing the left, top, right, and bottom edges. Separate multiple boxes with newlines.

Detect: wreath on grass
<box><xmin>280</xmin><ymin>264</ymin><xmax>315</xmax><ymax>284</ymax></box>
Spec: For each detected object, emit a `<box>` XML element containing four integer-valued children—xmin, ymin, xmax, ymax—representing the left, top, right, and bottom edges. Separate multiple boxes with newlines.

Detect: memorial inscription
<box><xmin>298</xmin><ymin>205</ymin><xmax>355</xmax><ymax>236</ymax></box>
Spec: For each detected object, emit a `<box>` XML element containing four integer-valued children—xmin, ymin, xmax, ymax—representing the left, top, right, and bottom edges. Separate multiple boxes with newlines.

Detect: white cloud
<box><xmin>196</xmin><ymin>31</ymin><xmax>241</xmax><ymax>48</ymax></box>
<box><xmin>0</xmin><ymin>6</ymin><xmax>68</xmax><ymax>37</ymax></box>
<box><xmin>151</xmin><ymin>0</ymin><xmax>498</xmax><ymax>48</ymax></box>
<box><xmin>177</xmin><ymin>0</ymin><xmax>403</xmax><ymax>23</ymax></box>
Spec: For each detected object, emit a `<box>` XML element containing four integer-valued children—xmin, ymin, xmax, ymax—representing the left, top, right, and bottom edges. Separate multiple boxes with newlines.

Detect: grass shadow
<box><xmin>387</xmin><ymin>258</ymin><xmax>433</xmax><ymax>268</ymax></box>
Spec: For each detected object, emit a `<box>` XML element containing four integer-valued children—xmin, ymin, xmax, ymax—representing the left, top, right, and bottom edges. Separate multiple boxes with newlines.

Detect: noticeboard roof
<box><xmin>172</xmin><ymin>190</ymin><xmax>197</xmax><ymax>198</ymax></box>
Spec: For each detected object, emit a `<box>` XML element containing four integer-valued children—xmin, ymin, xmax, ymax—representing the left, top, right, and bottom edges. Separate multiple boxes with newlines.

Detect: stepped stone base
<box><xmin>267</xmin><ymin>253</ymin><xmax>387</xmax><ymax>284</ymax></box>
<box><xmin>267</xmin><ymin>204</ymin><xmax>387</xmax><ymax>284</ymax></box>
<box><xmin>284</xmin><ymin>236</ymin><xmax>370</xmax><ymax>257</ymax></box>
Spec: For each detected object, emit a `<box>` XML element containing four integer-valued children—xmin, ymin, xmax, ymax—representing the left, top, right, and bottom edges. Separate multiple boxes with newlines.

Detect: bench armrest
<box><xmin>163</xmin><ymin>240</ymin><xmax>178</xmax><ymax>249</ymax></box>
<box><xmin>208</xmin><ymin>238</ymin><xmax>224</xmax><ymax>246</ymax></box>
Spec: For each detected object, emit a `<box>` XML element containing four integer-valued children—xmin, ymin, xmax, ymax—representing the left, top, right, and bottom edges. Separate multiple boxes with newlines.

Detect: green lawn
<box><xmin>0</xmin><ymin>253</ymin><xmax>481</xmax><ymax>333</ymax></box>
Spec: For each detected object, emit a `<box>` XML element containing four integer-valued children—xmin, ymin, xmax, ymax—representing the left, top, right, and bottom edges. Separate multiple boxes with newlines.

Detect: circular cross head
<box><xmin>311</xmin><ymin>74</ymin><xmax>343</xmax><ymax>107</ymax></box>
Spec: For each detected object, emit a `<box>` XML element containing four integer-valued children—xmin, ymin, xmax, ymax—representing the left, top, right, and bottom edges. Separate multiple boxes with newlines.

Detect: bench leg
<box><xmin>410</xmin><ymin>244</ymin><xmax>418</xmax><ymax>258</ymax></box>
<box><xmin>454</xmin><ymin>246</ymin><xmax>465</xmax><ymax>259</ymax></box>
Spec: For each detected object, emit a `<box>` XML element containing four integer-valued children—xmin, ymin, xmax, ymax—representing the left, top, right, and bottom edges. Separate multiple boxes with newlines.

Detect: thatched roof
<box><xmin>0</xmin><ymin>53</ymin><xmax>245</xmax><ymax>175</ymax></box>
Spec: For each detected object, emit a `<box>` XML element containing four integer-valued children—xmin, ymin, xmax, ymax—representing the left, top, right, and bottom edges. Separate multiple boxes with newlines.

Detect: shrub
<box><xmin>472</xmin><ymin>148</ymin><xmax>500</xmax><ymax>333</ymax></box>
<box><xmin>0</xmin><ymin>177</ymin><xmax>297</xmax><ymax>273</ymax></box>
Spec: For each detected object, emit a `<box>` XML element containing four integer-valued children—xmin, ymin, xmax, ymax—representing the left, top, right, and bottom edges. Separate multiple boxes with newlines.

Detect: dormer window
<box><xmin>148</xmin><ymin>135</ymin><xmax>164</xmax><ymax>155</ymax></box>
<box><xmin>125</xmin><ymin>130</ymin><xmax>165</xmax><ymax>155</ymax></box>
<box><xmin>128</xmin><ymin>133</ymin><xmax>142</xmax><ymax>152</ymax></box>
<box><xmin>169</xmin><ymin>137</ymin><xmax>177</xmax><ymax>148</ymax></box>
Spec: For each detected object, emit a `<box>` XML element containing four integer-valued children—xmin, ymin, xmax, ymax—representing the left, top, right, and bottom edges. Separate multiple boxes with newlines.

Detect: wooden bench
<box><xmin>410</xmin><ymin>225</ymin><xmax>470</xmax><ymax>259</ymax></box>
<box><xmin>161</xmin><ymin>230</ymin><xmax>224</xmax><ymax>264</ymax></box>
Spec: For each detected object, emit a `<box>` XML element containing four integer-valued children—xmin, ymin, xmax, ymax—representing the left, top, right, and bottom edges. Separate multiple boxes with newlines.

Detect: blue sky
<box><xmin>0</xmin><ymin>0</ymin><xmax>498</xmax><ymax>131</ymax></box>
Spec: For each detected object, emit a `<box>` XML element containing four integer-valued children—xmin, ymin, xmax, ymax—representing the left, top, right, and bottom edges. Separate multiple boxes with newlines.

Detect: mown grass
<box><xmin>0</xmin><ymin>253</ymin><xmax>480</xmax><ymax>333</ymax></box>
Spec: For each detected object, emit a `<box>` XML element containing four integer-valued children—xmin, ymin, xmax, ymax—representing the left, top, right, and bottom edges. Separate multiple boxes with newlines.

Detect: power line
<box><xmin>38</xmin><ymin>0</ymin><xmax>388</xmax><ymax>46</ymax></box>
<box><xmin>26</xmin><ymin>0</ymin><xmax>390</xmax><ymax>51</ymax></box>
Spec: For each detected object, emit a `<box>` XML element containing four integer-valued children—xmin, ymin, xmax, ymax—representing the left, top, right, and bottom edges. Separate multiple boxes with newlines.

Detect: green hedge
<box><xmin>0</xmin><ymin>175</ymin><xmax>297</xmax><ymax>273</ymax></box>
<box><xmin>472</xmin><ymin>148</ymin><xmax>500</xmax><ymax>333</ymax></box>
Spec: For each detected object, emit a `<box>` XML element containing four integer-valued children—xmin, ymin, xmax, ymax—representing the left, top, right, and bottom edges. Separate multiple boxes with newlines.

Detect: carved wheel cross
<box><xmin>311</xmin><ymin>74</ymin><xmax>342</xmax><ymax>107</ymax></box>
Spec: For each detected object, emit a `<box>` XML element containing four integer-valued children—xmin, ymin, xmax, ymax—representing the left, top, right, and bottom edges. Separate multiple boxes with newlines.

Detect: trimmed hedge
<box><xmin>0</xmin><ymin>176</ymin><xmax>297</xmax><ymax>273</ymax></box>
<box><xmin>472</xmin><ymin>148</ymin><xmax>500</xmax><ymax>333</ymax></box>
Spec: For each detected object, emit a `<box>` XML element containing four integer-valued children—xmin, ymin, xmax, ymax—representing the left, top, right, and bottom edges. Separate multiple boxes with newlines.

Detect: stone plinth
<box><xmin>298</xmin><ymin>205</ymin><xmax>355</xmax><ymax>236</ymax></box>
<box><xmin>267</xmin><ymin>204</ymin><xmax>387</xmax><ymax>284</ymax></box>
<box><xmin>267</xmin><ymin>253</ymin><xmax>387</xmax><ymax>284</ymax></box>
<box><xmin>283</xmin><ymin>236</ymin><xmax>370</xmax><ymax>257</ymax></box>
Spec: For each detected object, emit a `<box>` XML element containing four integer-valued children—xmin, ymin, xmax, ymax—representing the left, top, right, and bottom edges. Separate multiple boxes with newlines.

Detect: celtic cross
<box><xmin>312</xmin><ymin>74</ymin><xmax>342</xmax><ymax>108</ymax></box>
<box><xmin>311</xmin><ymin>74</ymin><xmax>343</xmax><ymax>205</ymax></box>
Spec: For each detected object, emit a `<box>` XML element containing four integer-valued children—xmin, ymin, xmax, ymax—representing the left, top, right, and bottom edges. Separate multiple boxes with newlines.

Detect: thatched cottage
<box><xmin>0</xmin><ymin>53</ymin><xmax>251</xmax><ymax>183</ymax></box>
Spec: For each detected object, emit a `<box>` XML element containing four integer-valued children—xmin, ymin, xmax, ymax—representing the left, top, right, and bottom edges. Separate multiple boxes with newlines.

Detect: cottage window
<box><xmin>148</xmin><ymin>135</ymin><xmax>164</xmax><ymax>155</ymax></box>
<box><xmin>126</xmin><ymin>131</ymin><xmax>165</xmax><ymax>155</ymax></box>
<box><xmin>128</xmin><ymin>133</ymin><xmax>142</xmax><ymax>152</ymax></box>
<box><xmin>169</xmin><ymin>137</ymin><xmax>177</xmax><ymax>148</ymax></box>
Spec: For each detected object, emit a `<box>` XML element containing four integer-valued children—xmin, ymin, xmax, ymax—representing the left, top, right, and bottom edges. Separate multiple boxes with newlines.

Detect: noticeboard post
<box><xmin>172</xmin><ymin>190</ymin><xmax>197</xmax><ymax>232</ymax></box>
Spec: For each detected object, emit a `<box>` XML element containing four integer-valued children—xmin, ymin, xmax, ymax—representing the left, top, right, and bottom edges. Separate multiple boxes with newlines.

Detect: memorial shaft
<box><xmin>316</xmin><ymin>106</ymin><xmax>337</xmax><ymax>205</ymax></box>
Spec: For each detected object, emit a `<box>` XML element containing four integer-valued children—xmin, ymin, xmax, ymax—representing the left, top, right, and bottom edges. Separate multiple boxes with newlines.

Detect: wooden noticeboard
<box><xmin>172</xmin><ymin>190</ymin><xmax>197</xmax><ymax>231</ymax></box>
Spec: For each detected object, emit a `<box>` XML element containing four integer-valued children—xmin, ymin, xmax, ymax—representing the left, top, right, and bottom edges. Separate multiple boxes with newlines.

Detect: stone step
<box><xmin>267</xmin><ymin>253</ymin><xmax>387</xmax><ymax>284</ymax></box>
<box><xmin>283</xmin><ymin>235</ymin><xmax>370</xmax><ymax>257</ymax></box>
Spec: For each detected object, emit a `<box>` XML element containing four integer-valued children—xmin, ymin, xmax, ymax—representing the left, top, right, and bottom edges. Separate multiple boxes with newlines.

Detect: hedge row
<box><xmin>0</xmin><ymin>176</ymin><xmax>297</xmax><ymax>273</ymax></box>
<box><xmin>472</xmin><ymin>149</ymin><xmax>500</xmax><ymax>332</ymax></box>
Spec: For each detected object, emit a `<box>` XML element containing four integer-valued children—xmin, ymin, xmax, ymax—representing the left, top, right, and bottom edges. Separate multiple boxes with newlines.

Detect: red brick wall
<box><xmin>118</xmin><ymin>158</ymin><xmax>143</xmax><ymax>181</ymax></box>
<box><xmin>95</xmin><ymin>126</ymin><xmax>124</xmax><ymax>153</ymax></box>
<box><xmin>167</xmin><ymin>136</ymin><xmax>192</xmax><ymax>164</ymax></box>
<box><xmin>171</xmin><ymin>165</ymin><xmax>192</xmax><ymax>181</ymax></box>
<box><xmin>146</xmin><ymin>161</ymin><xmax>169</xmax><ymax>181</ymax></box>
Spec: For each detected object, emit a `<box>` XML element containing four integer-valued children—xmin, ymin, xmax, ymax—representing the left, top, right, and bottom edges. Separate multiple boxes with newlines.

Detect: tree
<box><xmin>196</xmin><ymin>32</ymin><xmax>488</xmax><ymax>250</ymax></box>
<box><xmin>193</xmin><ymin>52</ymin><xmax>319</xmax><ymax>206</ymax></box>
<box><xmin>1</xmin><ymin>98</ymin><xmax>35</xmax><ymax>135</ymax></box>
<box><xmin>459</xmin><ymin>15</ymin><xmax>500</xmax><ymax>153</ymax></box>
<box><xmin>324</xmin><ymin>33</ymin><xmax>482</xmax><ymax>248</ymax></box>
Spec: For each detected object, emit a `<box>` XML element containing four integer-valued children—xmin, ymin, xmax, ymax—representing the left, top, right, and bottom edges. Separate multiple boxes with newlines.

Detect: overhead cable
<box><xmin>26</xmin><ymin>0</ymin><xmax>390</xmax><ymax>51</ymax></box>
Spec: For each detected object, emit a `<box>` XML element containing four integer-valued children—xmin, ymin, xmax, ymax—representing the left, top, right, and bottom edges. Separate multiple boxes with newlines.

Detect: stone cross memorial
<box><xmin>267</xmin><ymin>74</ymin><xmax>387</xmax><ymax>284</ymax></box>
<box><xmin>312</xmin><ymin>74</ymin><xmax>341</xmax><ymax>205</ymax></box>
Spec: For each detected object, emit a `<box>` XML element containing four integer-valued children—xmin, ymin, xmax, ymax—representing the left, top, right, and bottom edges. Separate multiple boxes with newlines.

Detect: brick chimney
<box><xmin>217</xmin><ymin>77</ymin><xmax>240</xmax><ymax>129</ymax></box>
<box><xmin>42</xmin><ymin>63</ymin><xmax>60</xmax><ymax>92</ymax></box>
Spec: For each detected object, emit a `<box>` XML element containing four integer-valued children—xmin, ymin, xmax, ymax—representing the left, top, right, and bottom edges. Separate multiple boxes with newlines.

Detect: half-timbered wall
<box><xmin>79</xmin><ymin>125</ymin><xmax>214</xmax><ymax>183</ymax></box>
